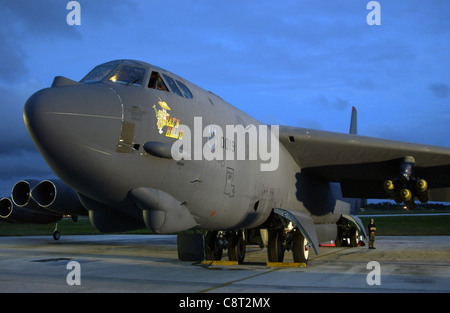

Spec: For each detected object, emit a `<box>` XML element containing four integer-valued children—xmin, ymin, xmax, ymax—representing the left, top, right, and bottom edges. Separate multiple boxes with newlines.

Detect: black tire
<box><xmin>228</xmin><ymin>231</ymin><xmax>245</xmax><ymax>264</ymax></box>
<box><xmin>292</xmin><ymin>229</ymin><xmax>309</xmax><ymax>263</ymax></box>
<box><xmin>267</xmin><ymin>229</ymin><xmax>284</xmax><ymax>262</ymax></box>
<box><xmin>53</xmin><ymin>230</ymin><xmax>61</xmax><ymax>241</ymax></box>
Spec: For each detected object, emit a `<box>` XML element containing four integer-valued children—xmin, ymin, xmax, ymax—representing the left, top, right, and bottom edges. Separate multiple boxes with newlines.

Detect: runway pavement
<box><xmin>0</xmin><ymin>234</ymin><xmax>449</xmax><ymax>293</ymax></box>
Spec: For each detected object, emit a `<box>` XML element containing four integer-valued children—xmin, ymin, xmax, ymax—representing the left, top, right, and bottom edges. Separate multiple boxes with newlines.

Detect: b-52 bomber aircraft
<box><xmin>12</xmin><ymin>59</ymin><xmax>450</xmax><ymax>263</ymax></box>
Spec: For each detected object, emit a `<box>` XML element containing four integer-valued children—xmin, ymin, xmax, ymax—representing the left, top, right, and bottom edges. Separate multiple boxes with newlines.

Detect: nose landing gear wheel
<box><xmin>53</xmin><ymin>223</ymin><xmax>61</xmax><ymax>241</ymax></box>
<box><xmin>53</xmin><ymin>230</ymin><xmax>61</xmax><ymax>241</ymax></box>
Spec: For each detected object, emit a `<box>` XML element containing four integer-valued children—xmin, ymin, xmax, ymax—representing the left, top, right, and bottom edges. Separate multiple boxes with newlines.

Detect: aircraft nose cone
<box><xmin>24</xmin><ymin>84</ymin><xmax>123</xmax><ymax>184</ymax></box>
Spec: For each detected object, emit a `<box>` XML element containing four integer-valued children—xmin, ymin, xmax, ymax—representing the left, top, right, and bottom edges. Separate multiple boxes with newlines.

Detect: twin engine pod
<box><xmin>0</xmin><ymin>197</ymin><xmax>61</xmax><ymax>224</ymax></box>
<box><xmin>1</xmin><ymin>179</ymin><xmax>87</xmax><ymax>224</ymax></box>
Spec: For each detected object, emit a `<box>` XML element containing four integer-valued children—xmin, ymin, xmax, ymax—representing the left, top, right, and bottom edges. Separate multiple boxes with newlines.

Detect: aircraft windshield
<box><xmin>80</xmin><ymin>64</ymin><xmax>117</xmax><ymax>83</ymax></box>
<box><xmin>108</xmin><ymin>66</ymin><xmax>146</xmax><ymax>86</ymax></box>
<box><xmin>81</xmin><ymin>64</ymin><xmax>146</xmax><ymax>86</ymax></box>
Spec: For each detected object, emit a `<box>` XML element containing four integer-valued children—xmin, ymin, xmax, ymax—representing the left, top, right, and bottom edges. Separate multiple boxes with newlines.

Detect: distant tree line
<box><xmin>365</xmin><ymin>201</ymin><xmax>450</xmax><ymax>211</ymax></box>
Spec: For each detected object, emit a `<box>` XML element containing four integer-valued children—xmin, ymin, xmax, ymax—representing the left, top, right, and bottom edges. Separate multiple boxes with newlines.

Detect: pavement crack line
<box><xmin>197</xmin><ymin>268</ymin><xmax>282</xmax><ymax>293</ymax></box>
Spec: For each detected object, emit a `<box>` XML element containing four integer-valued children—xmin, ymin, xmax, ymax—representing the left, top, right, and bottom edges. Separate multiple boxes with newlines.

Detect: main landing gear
<box><xmin>336</xmin><ymin>217</ymin><xmax>360</xmax><ymax>247</ymax></box>
<box><xmin>204</xmin><ymin>224</ymin><xmax>310</xmax><ymax>265</ymax></box>
<box><xmin>267</xmin><ymin>224</ymin><xmax>309</xmax><ymax>263</ymax></box>
<box><xmin>205</xmin><ymin>230</ymin><xmax>246</xmax><ymax>264</ymax></box>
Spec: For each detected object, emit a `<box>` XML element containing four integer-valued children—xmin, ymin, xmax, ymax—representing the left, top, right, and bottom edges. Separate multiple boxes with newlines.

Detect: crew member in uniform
<box><xmin>368</xmin><ymin>218</ymin><xmax>376</xmax><ymax>249</ymax></box>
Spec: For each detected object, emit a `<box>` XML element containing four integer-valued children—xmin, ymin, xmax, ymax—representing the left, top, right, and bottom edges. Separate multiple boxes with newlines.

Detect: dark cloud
<box><xmin>0</xmin><ymin>0</ymin><xmax>80</xmax><ymax>82</ymax></box>
<box><xmin>317</xmin><ymin>94</ymin><xmax>351</xmax><ymax>111</ymax></box>
<box><xmin>0</xmin><ymin>28</ymin><xmax>28</xmax><ymax>82</ymax></box>
<box><xmin>0</xmin><ymin>83</ymin><xmax>54</xmax><ymax>197</ymax></box>
<box><xmin>0</xmin><ymin>152</ymin><xmax>52</xmax><ymax>180</ymax></box>
<box><xmin>0</xmin><ymin>0</ymin><xmax>134</xmax><ymax>83</ymax></box>
<box><xmin>0</xmin><ymin>151</ymin><xmax>55</xmax><ymax>197</ymax></box>
<box><xmin>0</xmin><ymin>85</ymin><xmax>36</xmax><ymax>155</ymax></box>
<box><xmin>429</xmin><ymin>83</ymin><xmax>449</xmax><ymax>98</ymax></box>
<box><xmin>0</xmin><ymin>0</ymin><xmax>80</xmax><ymax>37</ymax></box>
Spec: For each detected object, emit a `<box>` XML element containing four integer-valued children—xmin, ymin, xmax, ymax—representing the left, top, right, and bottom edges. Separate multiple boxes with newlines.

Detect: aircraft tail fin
<box><xmin>349</xmin><ymin>106</ymin><xmax>357</xmax><ymax>135</ymax></box>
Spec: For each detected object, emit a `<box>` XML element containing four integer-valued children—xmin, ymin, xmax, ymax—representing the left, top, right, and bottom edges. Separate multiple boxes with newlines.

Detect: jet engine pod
<box><xmin>130</xmin><ymin>187</ymin><xmax>198</xmax><ymax>233</ymax></box>
<box><xmin>11</xmin><ymin>180</ymin><xmax>60</xmax><ymax>216</ymax></box>
<box><xmin>0</xmin><ymin>197</ymin><xmax>62</xmax><ymax>224</ymax></box>
<box><xmin>11</xmin><ymin>179</ymin><xmax>40</xmax><ymax>207</ymax></box>
<box><xmin>31</xmin><ymin>179</ymin><xmax>87</xmax><ymax>216</ymax></box>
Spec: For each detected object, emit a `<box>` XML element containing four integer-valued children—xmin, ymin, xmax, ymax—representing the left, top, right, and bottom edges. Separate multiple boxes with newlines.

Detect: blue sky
<box><xmin>0</xmin><ymin>0</ymin><xmax>449</xmax><ymax>197</ymax></box>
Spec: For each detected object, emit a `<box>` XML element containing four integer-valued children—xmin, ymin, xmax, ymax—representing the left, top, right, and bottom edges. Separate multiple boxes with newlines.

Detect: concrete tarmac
<box><xmin>0</xmin><ymin>235</ymin><xmax>449</xmax><ymax>293</ymax></box>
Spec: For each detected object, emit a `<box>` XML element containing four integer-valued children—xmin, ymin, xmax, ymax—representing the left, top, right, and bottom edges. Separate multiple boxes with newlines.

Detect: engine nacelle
<box><xmin>0</xmin><ymin>197</ymin><xmax>61</xmax><ymax>224</ymax></box>
<box><xmin>31</xmin><ymin>179</ymin><xmax>87</xmax><ymax>216</ymax></box>
<box><xmin>11</xmin><ymin>180</ymin><xmax>61</xmax><ymax>216</ymax></box>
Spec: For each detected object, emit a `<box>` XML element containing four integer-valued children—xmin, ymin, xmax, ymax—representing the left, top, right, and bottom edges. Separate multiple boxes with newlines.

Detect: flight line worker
<box><xmin>368</xmin><ymin>218</ymin><xmax>376</xmax><ymax>249</ymax></box>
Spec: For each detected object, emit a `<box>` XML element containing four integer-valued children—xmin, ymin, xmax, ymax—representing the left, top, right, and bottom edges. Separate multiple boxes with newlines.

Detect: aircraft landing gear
<box><xmin>227</xmin><ymin>230</ymin><xmax>245</xmax><ymax>264</ymax></box>
<box><xmin>53</xmin><ymin>223</ymin><xmax>61</xmax><ymax>240</ymax></box>
<box><xmin>267</xmin><ymin>229</ymin><xmax>285</xmax><ymax>262</ymax></box>
<box><xmin>292</xmin><ymin>230</ymin><xmax>309</xmax><ymax>263</ymax></box>
<box><xmin>205</xmin><ymin>231</ymin><xmax>224</xmax><ymax>261</ymax></box>
<box><xmin>336</xmin><ymin>217</ymin><xmax>360</xmax><ymax>247</ymax></box>
<box><xmin>267</xmin><ymin>225</ymin><xmax>310</xmax><ymax>264</ymax></box>
<box><xmin>204</xmin><ymin>230</ymin><xmax>246</xmax><ymax>264</ymax></box>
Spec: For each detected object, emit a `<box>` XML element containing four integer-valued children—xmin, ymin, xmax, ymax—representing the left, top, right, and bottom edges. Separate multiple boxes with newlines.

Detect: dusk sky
<box><xmin>0</xmin><ymin>0</ymin><xmax>449</xmax><ymax>197</ymax></box>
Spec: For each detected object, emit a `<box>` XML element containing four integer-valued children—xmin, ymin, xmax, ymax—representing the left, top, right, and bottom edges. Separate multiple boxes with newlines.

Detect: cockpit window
<box><xmin>147</xmin><ymin>71</ymin><xmax>194</xmax><ymax>99</ymax></box>
<box><xmin>80</xmin><ymin>64</ymin><xmax>116</xmax><ymax>83</ymax></box>
<box><xmin>149</xmin><ymin>71</ymin><xmax>169</xmax><ymax>91</ymax></box>
<box><xmin>162</xmin><ymin>74</ymin><xmax>184</xmax><ymax>97</ymax></box>
<box><xmin>108</xmin><ymin>66</ymin><xmax>146</xmax><ymax>86</ymax></box>
<box><xmin>176</xmin><ymin>80</ymin><xmax>193</xmax><ymax>99</ymax></box>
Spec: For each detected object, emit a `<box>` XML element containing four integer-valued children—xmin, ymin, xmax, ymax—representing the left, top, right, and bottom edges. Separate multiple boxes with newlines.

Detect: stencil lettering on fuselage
<box><xmin>224</xmin><ymin>167</ymin><xmax>235</xmax><ymax>198</ymax></box>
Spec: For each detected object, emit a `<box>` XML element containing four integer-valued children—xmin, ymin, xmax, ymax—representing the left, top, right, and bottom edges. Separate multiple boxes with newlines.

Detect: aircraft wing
<box><xmin>279</xmin><ymin>125</ymin><xmax>450</xmax><ymax>202</ymax></box>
